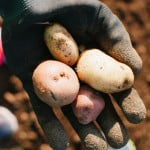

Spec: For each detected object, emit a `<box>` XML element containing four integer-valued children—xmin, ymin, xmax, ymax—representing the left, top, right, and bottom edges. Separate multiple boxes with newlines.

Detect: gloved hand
<box><xmin>0</xmin><ymin>0</ymin><xmax>146</xmax><ymax>149</ymax></box>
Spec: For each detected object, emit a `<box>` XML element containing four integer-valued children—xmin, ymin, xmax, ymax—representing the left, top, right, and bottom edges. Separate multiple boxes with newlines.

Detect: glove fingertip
<box><xmin>108</xmin><ymin>46</ymin><xmax>142</xmax><ymax>75</ymax></box>
<box><xmin>84</xmin><ymin>133</ymin><xmax>107</xmax><ymax>150</ymax></box>
<box><xmin>112</xmin><ymin>88</ymin><xmax>147</xmax><ymax>124</ymax></box>
<box><xmin>97</xmin><ymin>95</ymin><xmax>129</xmax><ymax>149</ymax></box>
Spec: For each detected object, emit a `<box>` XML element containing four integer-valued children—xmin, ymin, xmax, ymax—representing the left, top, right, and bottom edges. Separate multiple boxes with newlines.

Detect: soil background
<box><xmin>0</xmin><ymin>0</ymin><xmax>150</xmax><ymax>150</ymax></box>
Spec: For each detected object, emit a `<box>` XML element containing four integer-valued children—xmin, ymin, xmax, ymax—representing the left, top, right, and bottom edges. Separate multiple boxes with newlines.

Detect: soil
<box><xmin>0</xmin><ymin>0</ymin><xmax>150</xmax><ymax>150</ymax></box>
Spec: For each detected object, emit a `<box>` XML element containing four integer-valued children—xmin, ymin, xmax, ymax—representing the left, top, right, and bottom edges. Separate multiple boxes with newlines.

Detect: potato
<box><xmin>72</xmin><ymin>84</ymin><xmax>105</xmax><ymax>125</ymax></box>
<box><xmin>32</xmin><ymin>60</ymin><xmax>80</xmax><ymax>107</ymax></box>
<box><xmin>76</xmin><ymin>49</ymin><xmax>134</xmax><ymax>93</ymax></box>
<box><xmin>44</xmin><ymin>23</ymin><xmax>79</xmax><ymax>66</ymax></box>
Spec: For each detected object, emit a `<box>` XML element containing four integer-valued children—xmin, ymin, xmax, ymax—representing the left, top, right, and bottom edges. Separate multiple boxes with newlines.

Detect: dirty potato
<box><xmin>44</xmin><ymin>23</ymin><xmax>79</xmax><ymax>66</ymax></box>
<box><xmin>76</xmin><ymin>49</ymin><xmax>134</xmax><ymax>93</ymax></box>
<box><xmin>32</xmin><ymin>60</ymin><xmax>80</xmax><ymax>107</ymax></box>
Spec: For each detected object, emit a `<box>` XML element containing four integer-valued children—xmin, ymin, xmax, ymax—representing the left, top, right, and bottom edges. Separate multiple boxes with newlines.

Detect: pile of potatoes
<box><xmin>32</xmin><ymin>23</ymin><xmax>134</xmax><ymax>124</ymax></box>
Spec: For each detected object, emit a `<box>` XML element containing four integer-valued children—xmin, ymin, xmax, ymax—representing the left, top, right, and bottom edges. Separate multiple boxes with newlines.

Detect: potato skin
<box><xmin>76</xmin><ymin>49</ymin><xmax>134</xmax><ymax>93</ymax></box>
<box><xmin>72</xmin><ymin>84</ymin><xmax>105</xmax><ymax>124</ymax></box>
<box><xmin>32</xmin><ymin>60</ymin><xmax>80</xmax><ymax>107</ymax></box>
<box><xmin>44</xmin><ymin>23</ymin><xmax>79</xmax><ymax>66</ymax></box>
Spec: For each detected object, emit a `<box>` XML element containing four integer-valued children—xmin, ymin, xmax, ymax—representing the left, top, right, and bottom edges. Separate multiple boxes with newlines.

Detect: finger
<box><xmin>112</xmin><ymin>88</ymin><xmax>146</xmax><ymax>124</ymax></box>
<box><xmin>96</xmin><ymin>94</ymin><xmax>129</xmax><ymax>149</ymax></box>
<box><xmin>62</xmin><ymin>105</ymin><xmax>108</xmax><ymax>150</ymax></box>
<box><xmin>90</xmin><ymin>2</ymin><xmax>142</xmax><ymax>74</ymax></box>
<box><xmin>23</xmin><ymin>81</ymin><xmax>69</xmax><ymax>150</ymax></box>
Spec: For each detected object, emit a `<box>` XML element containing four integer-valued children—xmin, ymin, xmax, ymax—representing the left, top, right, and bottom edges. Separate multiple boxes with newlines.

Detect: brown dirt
<box><xmin>0</xmin><ymin>0</ymin><xmax>150</xmax><ymax>150</ymax></box>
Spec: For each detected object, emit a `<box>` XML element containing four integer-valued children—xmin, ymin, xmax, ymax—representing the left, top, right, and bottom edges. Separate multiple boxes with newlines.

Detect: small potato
<box><xmin>72</xmin><ymin>84</ymin><xmax>105</xmax><ymax>125</ymax></box>
<box><xmin>32</xmin><ymin>60</ymin><xmax>80</xmax><ymax>107</ymax></box>
<box><xmin>76</xmin><ymin>49</ymin><xmax>134</xmax><ymax>93</ymax></box>
<box><xmin>44</xmin><ymin>23</ymin><xmax>79</xmax><ymax>66</ymax></box>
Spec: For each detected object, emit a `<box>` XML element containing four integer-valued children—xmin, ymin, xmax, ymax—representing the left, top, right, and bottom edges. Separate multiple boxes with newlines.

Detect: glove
<box><xmin>1</xmin><ymin>0</ymin><xmax>146</xmax><ymax>149</ymax></box>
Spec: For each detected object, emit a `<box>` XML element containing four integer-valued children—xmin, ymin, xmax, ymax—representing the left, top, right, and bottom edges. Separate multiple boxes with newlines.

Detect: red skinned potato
<box><xmin>32</xmin><ymin>60</ymin><xmax>80</xmax><ymax>107</ymax></box>
<box><xmin>72</xmin><ymin>84</ymin><xmax>105</xmax><ymax>125</ymax></box>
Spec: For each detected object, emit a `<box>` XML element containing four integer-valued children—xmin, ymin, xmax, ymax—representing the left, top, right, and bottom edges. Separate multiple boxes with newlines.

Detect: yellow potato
<box><xmin>76</xmin><ymin>49</ymin><xmax>134</xmax><ymax>93</ymax></box>
<box><xmin>44</xmin><ymin>23</ymin><xmax>79</xmax><ymax>66</ymax></box>
<box><xmin>32</xmin><ymin>60</ymin><xmax>80</xmax><ymax>107</ymax></box>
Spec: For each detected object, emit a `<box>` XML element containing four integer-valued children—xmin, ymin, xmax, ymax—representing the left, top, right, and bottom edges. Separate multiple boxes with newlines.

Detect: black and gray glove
<box><xmin>0</xmin><ymin>0</ymin><xmax>146</xmax><ymax>149</ymax></box>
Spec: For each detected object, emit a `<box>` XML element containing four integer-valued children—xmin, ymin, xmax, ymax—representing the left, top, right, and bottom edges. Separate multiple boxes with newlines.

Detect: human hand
<box><xmin>1</xmin><ymin>0</ymin><xmax>146</xmax><ymax>149</ymax></box>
